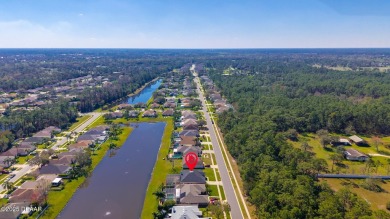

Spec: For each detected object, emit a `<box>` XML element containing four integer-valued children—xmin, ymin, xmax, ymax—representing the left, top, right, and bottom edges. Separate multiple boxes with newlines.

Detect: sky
<box><xmin>0</xmin><ymin>0</ymin><xmax>389</xmax><ymax>48</ymax></box>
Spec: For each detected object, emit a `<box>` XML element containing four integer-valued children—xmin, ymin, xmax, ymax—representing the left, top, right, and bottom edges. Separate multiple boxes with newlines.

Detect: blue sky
<box><xmin>0</xmin><ymin>0</ymin><xmax>389</xmax><ymax>48</ymax></box>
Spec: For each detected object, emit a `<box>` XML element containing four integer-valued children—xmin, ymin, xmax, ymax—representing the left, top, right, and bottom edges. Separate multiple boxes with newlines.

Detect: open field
<box><xmin>321</xmin><ymin>178</ymin><xmax>390</xmax><ymax>212</ymax></box>
<box><xmin>289</xmin><ymin>133</ymin><xmax>390</xmax><ymax>175</ymax></box>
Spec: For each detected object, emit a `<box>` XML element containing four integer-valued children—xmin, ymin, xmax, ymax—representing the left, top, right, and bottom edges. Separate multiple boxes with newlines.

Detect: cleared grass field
<box><xmin>321</xmin><ymin>178</ymin><xmax>390</xmax><ymax>212</ymax></box>
<box><xmin>289</xmin><ymin>134</ymin><xmax>390</xmax><ymax>175</ymax></box>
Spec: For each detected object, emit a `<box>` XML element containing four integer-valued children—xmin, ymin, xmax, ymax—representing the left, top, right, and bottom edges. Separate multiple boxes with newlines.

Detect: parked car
<box><xmin>1</xmin><ymin>170</ymin><xmax>10</xmax><ymax>174</ymax></box>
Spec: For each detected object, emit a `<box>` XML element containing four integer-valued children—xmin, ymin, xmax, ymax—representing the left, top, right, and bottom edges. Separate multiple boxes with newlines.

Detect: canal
<box><xmin>126</xmin><ymin>79</ymin><xmax>162</xmax><ymax>104</ymax></box>
<box><xmin>58</xmin><ymin>122</ymin><xmax>166</xmax><ymax>219</ymax></box>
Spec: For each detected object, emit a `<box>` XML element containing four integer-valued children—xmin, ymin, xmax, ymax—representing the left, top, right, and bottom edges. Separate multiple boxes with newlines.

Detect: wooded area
<box><xmin>204</xmin><ymin>51</ymin><xmax>390</xmax><ymax>218</ymax></box>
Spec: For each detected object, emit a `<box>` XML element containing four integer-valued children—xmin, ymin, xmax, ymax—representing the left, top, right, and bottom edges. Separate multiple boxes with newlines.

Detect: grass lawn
<box><xmin>68</xmin><ymin>115</ymin><xmax>92</xmax><ymax>131</ymax></box>
<box><xmin>204</xmin><ymin>168</ymin><xmax>216</xmax><ymax>181</ymax></box>
<box><xmin>219</xmin><ymin>186</ymin><xmax>226</xmax><ymax>200</ymax></box>
<box><xmin>321</xmin><ymin>178</ymin><xmax>390</xmax><ymax>212</ymax></box>
<box><xmin>207</xmin><ymin>184</ymin><xmax>219</xmax><ymax>197</ymax></box>
<box><xmin>86</xmin><ymin>116</ymin><xmax>105</xmax><ymax>129</ymax></box>
<box><xmin>16</xmin><ymin>155</ymin><xmax>33</xmax><ymax>164</ymax></box>
<box><xmin>211</xmin><ymin>153</ymin><xmax>217</xmax><ymax>165</ymax></box>
<box><xmin>289</xmin><ymin>134</ymin><xmax>390</xmax><ymax>175</ymax></box>
<box><xmin>40</xmin><ymin>127</ymin><xmax>133</xmax><ymax>219</ymax></box>
<box><xmin>140</xmin><ymin>118</ymin><xmax>174</xmax><ymax>219</ymax></box>
<box><xmin>202</xmin><ymin>153</ymin><xmax>212</xmax><ymax>166</ymax></box>
<box><xmin>0</xmin><ymin>198</ymin><xmax>8</xmax><ymax>208</ymax></box>
<box><xmin>215</xmin><ymin>169</ymin><xmax>221</xmax><ymax>181</ymax></box>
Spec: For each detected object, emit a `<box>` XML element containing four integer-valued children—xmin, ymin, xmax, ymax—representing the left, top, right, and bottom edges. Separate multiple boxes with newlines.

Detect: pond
<box><xmin>58</xmin><ymin>122</ymin><xmax>166</xmax><ymax>219</ymax></box>
<box><xmin>126</xmin><ymin>79</ymin><xmax>162</xmax><ymax>104</ymax></box>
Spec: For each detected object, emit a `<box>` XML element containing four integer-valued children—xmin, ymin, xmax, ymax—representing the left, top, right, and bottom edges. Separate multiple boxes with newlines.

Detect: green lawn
<box><xmin>86</xmin><ymin>116</ymin><xmax>105</xmax><ymax>129</ymax></box>
<box><xmin>202</xmin><ymin>153</ymin><xmax>212</xmax><ymax>166</ymax></box>
<box><xmin>289</xmin><ymin>134</ymin><xmax>390</xmax><ymax>175</ymax></box>
<box><xmin>204</xmin><ymin>168</ymin><xmax>216</xmax><ymax>181</ymax></box>
<box><xmin>0</xmin><ymin>198</ymin><xmax>8</xmax><ymax>207</ymax></box>
<box><xmin>207</xmin><ymin>184</ymin><xmax>219</xmax><ymax>197</ymax></box>
<box><xmin>140</xmin><ymin>118</ymin><xmax>174</xmax><ymax>219</ymax></box>
<box><xmin>219</xmin><ymin>186</ymin><xmax>226</xmax><ymax>200</ymax></box>
<box><xmin>322</xmin><ymin>178</ymin><xmax>390</xmax><ymax>212</ymax></box>
<box><xmin>40</xmin><ymin>127</ymin><xmax>133</xmax><ymax>219</ymax></box>
<box><xmin>211</xmin><ymin>153</ymin><xmax>217</xmax><ymax>165</ymax></box>
<box><xmin>16</xmin><ymin>155</ymin><xmax>33</xmax><ymax>164</ymax></box>
<box><xmin>215</xmin><ymin>169</ymin><xmax>221</xmax><ymax>181</ymax></box>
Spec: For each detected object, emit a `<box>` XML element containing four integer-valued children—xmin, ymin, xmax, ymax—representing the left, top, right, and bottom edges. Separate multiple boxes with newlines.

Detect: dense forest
<box><xmin>203</xmin><ymin>52</ymin><xmax>390</xmax><ymax>218</ymax></box>
<box><xmin>0</xmin><ymin>100</ymin><xmax>78</xmax><ymax>151</ymax></box>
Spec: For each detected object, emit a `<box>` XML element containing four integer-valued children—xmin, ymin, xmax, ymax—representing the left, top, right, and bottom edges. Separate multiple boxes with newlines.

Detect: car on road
<box><xmin>8</xmin><ymin>174</ymin><xmax>16</xmax><ymax>179</ymax></box>
<box><xmin>1</xmin><ymin>170</ymin><xmax>10</xmax><ymax>174</ymax></box>
<box><xmin>211</xmin><ymin>121</ymin><xmax>214</xmax><ymax>124</ymax></box>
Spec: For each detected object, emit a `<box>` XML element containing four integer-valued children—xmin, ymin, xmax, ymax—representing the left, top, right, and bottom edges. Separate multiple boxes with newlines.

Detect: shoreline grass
<box><xmin>140</xmin><ymin>117</ymin><xmax>174</xmax><ymax>219</ymax></box>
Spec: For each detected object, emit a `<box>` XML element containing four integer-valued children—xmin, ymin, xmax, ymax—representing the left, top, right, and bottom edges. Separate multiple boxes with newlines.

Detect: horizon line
<box><xmin>1</xmin><ymin>47</ymin><xmax>390</xmax><ymax>50</ymax></box>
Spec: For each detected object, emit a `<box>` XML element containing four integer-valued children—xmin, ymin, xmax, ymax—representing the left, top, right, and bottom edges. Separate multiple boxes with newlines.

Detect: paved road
<box><xmin>369</xmin><ymin>153</ymin><xmax>390</xmax><ymax>158</ymax></box>
<box><xmin>52</xmin><ymin>112</ymin><xmax>103</xmax><ymax>150</ymax></box>
<box><xmin>0</xmin><ymin>112</ymin><xmax>103</xmax><ymax>194</ymax></box>
<box><xmin>192</xmin><ymin>71</ymin><xmax>244</xmax><ymax>219</ymax></box>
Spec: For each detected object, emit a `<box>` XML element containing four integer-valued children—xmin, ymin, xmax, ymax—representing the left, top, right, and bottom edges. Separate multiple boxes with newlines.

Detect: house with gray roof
<box><xmin>170</xmin><ymin>206</ymin><xmax>209</xmax><ymax>219</ymax></box>
<box><xmin>180</xmin><ymin>170</ymin><xmax>206</xmax><ymax>184</ymax></box>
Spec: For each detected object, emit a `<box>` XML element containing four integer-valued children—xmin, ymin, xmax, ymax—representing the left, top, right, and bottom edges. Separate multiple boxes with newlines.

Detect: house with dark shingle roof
<box><xmin>162</xmin><ymin>109</ymin><xmax>174</xmax><ymax>117</ymax></box>
<box><xmin>142</xmin><ymin>109</ymin><xmax>157</xmax><ymax>117</ymax></box>
<box><xmin>180</xmin><ymin>170</ymin><xmax>206</xmax><ymax>184</ymax></box>
<box><xmin>179</xmin><ymin>130</ymin><xmax>199</xmax><ymax>137</ymax></box>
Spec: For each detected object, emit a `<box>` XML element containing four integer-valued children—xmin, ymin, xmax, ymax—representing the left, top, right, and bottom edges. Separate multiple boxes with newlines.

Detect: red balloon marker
<box><xmin>185</xmin><ymin>152</ymin><xmax>198</xmax><ymax>171</ymax></box>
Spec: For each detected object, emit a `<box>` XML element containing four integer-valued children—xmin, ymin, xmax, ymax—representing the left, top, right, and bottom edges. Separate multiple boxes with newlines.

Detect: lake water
<box><xmin>126</xmin><ymin>79</ymin><xmax>162</xmax><ymax>104</ymax></box>
<box><xmin>58</xmin><ymin>122</ymin><xmax>166</xmax><ymax>219</ymax></box>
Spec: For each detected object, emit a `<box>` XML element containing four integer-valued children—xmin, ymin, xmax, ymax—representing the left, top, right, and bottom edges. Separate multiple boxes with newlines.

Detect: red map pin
<box><xmin>185</xmin><ymin>152</ymin><xmax>198</xmax><ymax>171</ymax></box>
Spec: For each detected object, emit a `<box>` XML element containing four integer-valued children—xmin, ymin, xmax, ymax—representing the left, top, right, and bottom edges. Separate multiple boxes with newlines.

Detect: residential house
<box><xmin>174</xmin><ymin>146</ymin><xmax>202</xmax><ymax>158</ymax></box>
<box><xmin>349</xmin><ymin>135</ymin><xmax>367</xmax><ymax>146</ymax></box>
<box><xmin>106</xmin><ymin>112</ymin><xmax>123</xmax><ymax>119</ymax></box>
<box><xmin>179</xmin><ymin>130</ymin><xmax>200</xmax><ymax>137</ymax></box>
<box><xmin>134</xmin><ymin>102</ymin><xmax>147</xmax><ymax>108</ymax></box>
<box><xmin>166</xmin><ymin>174</ymin><xmax>181</xmax><ymax>188</ymax></box>
<box><xmin>170</xmin><ymin>206</ymin><xmax>208</xmax><ymax>219</ymax></box>
<box><xmin>164</xmin><ymin>102</ymin><xmax>176</xmax><ymax>108</ymax></box>
<box><xmin>117</xmin><ymin>103</ymin><xmax>132</xmax><ymax>110</ymax></box>
<box><xmin>344</xmin><ymin>148</ymin><xmax>369</xmax><ymax>161</ymax></box>
<box><xmin>179</xmin><ymin>136</ymin><xmax>198</xmax><ymax>147</ymax></box>
<box><xmin>142</xmin><ymin>109</ymin><xmax>157</xmax><ymax>117</ymax></box>
<box><xmin>38</xmin><ymin>164</ymin><xmax>71</xmax><ymax>176</ymax></box>
<box><xmin>175</xmin><ymin>184</ymin><xmax>208</xmax><ymax>207</ymax></box>
<box><xmin>181</xmin><ymin>119</ymin><xmax>198</xmax><ymax>127</ymax></box>
<box><xmin>180</xmin><ymin>170</ymin><xmax>206</xmax><ymax>184</ymax></box>
<box><xmin>183</xmin><ymin>123</ymin><xmax>199</xmax><ymax>131</ymax></box>
<box><xmin>128</xmin><ymin>110</ymin><xmax>140</xmax><ymax>118</ymax></box>
<box><xmin>33</xmin><ymin>126</ymin><xmax>61</xmax><ymax>138</ymax></box>
<box><xmin>331</xmin><ymin>138</ymin><xmax>352</xmax><ymax>146</ymax></box>
<box><xmin>150</xmin><ymin>103</ymin><xmax>160</xmax><ymax>109</ymax></box>
<box><xmin>68</xmin><ymin>140</ymin><xmax>92</xmax><ymax>151</ymax></box>
<box><xmin>182</xmin><ymin>158</ymin><xmax>204</xmax><ymax>170</ymax></box>
<box><xmin>162</xmin><ymin>109</ymin><xmax>174</xmax><ymax>117</ymax></box>
<box><xmin>0</xmin><ymin>156</ymin><xmax>15</xmax><ymax>168</ymax></box>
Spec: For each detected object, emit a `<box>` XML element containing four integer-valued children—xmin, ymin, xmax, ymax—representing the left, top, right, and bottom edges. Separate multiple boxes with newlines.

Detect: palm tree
<box><xmin>109</xmin><ymin>142</ymin><xmax>117</xmax><ymax>151</ymax></box>
<box><xmin>2</xmin><ymin>181</ymin><xmax>14</xmax><ymax>192</ymax></box>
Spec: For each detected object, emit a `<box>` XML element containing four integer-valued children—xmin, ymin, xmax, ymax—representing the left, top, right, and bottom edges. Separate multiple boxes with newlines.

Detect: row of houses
<box><xmin>200</xmin><ymin>76</ymin><xmax>232</xmax><ymax>114</ymax></box>
<box><xmin>0</xmin><ymin>126</ymin><xmax>61</xmax><ymax>169</ymax></box>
